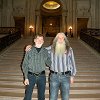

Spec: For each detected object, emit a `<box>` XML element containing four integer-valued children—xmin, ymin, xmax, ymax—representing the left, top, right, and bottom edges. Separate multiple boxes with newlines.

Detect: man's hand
<box><xmin>70</xmin><ymin>77</ymin><xmax>74</xmax><ymax>84</ymax></box>
<box><xmin>24</xmin><ymin>79</ymin><xmax>29</xmax><ymax>85</ymax></box>
<box><xmin>25</xmin><ymin>45</ymin><xmax>32</xmax><ymax>52</ymax></box>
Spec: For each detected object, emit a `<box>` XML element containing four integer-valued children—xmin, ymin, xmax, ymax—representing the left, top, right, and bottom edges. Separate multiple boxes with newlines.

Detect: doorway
<box><xmin>14</xmin><ymin>17</ymin><xmax>25</xmax><ymax>36</ymax></box>
<box><xmin>77</xmin><ymin>18</ymin><xmax>89</xmax><ymax>37</ymax></box>
<box><xmin>42</xmin><ymin>16</ymin><xmax>60</xmax><ymax>37</ymax></box>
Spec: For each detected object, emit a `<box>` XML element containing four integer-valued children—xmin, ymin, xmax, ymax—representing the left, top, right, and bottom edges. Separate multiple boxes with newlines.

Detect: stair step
<box><xmin>0</xmin><ymin>37</ymin><xmax>100</xmax><ymax>99</ymax></box>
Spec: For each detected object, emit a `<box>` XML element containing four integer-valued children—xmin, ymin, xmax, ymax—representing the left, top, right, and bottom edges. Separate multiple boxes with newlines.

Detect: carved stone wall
<box><xmin>12</xmin><ymin>0</ymin><xmax>25</xmax><ymax>17</ymax></box>
<box><xmin>76</xmin><ymin>0</ymin><xmax>91</xmax><ymax>17</ymax></box>
<box><xmin>0</xmin><ymin>0</ymin><xmax>100</xmax><ymax>36</ymax></box>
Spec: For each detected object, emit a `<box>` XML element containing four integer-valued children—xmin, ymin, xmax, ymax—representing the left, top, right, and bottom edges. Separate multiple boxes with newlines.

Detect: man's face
<box><xmin>57</xmin><ymin>34</ymin><xmax>65</xmax><ymax>44</ymax></box>
<box><xmin>55</xmin><ymin>33</ymin><xmax>66</xmax><ymax>55</ymax></box>
<box><xmin>34</xmin><ymin>36</ymin><xmax>44</xmax><ymax>48</ymax></box>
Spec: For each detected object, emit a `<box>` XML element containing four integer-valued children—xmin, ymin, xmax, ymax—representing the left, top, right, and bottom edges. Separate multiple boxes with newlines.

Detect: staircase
<box><xmin>0</xmin><ymin>37</ymin><xmax>100</xmax><ymax>100</ymax></box>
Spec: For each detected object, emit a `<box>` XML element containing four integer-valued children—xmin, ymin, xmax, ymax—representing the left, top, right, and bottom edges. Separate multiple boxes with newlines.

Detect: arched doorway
<box><xmin>40</xmin><ymin>0</ymin><xmax>62</xmax><ymax>37</ymax></box>
<box><xmin>42</xmin><ymin>16</ymin><xmax>61</xmax><ymax>37</ymax></box>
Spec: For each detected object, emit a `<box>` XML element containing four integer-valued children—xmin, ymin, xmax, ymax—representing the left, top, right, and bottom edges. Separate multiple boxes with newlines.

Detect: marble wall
<box><xmin>0</xmin><ymin>0</ymin><xmax>100</xmax><ymax>37</ymax></box>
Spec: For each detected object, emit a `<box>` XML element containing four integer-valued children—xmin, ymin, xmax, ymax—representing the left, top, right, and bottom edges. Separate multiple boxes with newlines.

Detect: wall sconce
<box><xmin>29</xmin><ymin>25</ymin><xmax>34</xmax><ymax>35</ymax></box>
<box><xmin>69</xmin><ymin>26</ymin><xmax>73</xmax><ymax>37</ymax></box>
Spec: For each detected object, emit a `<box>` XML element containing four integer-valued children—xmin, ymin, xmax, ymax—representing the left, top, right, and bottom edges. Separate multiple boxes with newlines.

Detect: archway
<box><xmin>14</xmin><ymin>17</ymin><xmax>25</xmax><ymax>37</ymax></box>
<box><xmin>34</xmin><ymin>0</ymin><xmax>67</xmax><ymax>36</ymax></box>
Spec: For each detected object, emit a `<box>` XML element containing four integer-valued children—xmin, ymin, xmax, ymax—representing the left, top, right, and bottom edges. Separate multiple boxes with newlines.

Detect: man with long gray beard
<box><xmin>47</xmin><ymin>32</ymin><xmax>76</xmax><ymax>100</ymax></box>
<box><xmin>25</xmin><ymin>32</ymin><xmax>76</xmax><ymax>100</ymax></box>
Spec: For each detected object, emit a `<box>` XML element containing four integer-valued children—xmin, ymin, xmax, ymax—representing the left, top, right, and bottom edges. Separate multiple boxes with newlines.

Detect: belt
<box><xmin>28</xmin><ymin>71</ymin><xmax>45</xmax><ymax>76</ymax></box>
<box><xmin>50</xmin><ymin>70</ymin><xmax>71</xmax><ymax>75</ymax></box>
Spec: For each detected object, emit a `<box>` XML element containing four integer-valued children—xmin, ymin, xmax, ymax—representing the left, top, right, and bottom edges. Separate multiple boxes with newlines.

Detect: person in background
<box><xmin>22</xmin><ymin>34</ymin><xmax>51</xmax><ymax>100</ymax></box>
<box><xmin>25</xmin><ymin>32</ymin><xmax>76</xmax><ymax>100</ymax></box>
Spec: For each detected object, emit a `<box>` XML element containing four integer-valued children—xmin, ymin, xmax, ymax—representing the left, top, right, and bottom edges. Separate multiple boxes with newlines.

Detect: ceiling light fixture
<box><xmin>43</xmin><ymin>1</ymin><xmax>60</xmax><ymax>10</ymax></box>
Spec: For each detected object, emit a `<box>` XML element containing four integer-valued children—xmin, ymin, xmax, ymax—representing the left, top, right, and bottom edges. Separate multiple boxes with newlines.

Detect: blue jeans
<box><xmin>24</xmin><ymin>73</ymin><xmax>46</xmax><ymax>100</ymax></box>
<box><xmin>50</xmin><ymin>73</ymin><xmax>70</xmax><ymax>100</ymax></box>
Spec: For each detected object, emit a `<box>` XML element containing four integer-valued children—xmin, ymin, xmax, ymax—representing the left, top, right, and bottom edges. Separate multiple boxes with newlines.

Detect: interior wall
<box><xmin>1</xmin><ymin>0</ymin><xmax>100</xmax><ymax>37</ymax></box>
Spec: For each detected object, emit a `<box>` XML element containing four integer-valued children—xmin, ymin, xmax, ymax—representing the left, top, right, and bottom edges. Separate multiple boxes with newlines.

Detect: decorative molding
<box><xmin>76</xmin><ymin>0</ymin><xmax>91</xmax><ymax>17</ymax></box>
<box><xmin>12</xmin><ymin>7</ymin><xmax>25</xmax><ymax>16</ymax></box>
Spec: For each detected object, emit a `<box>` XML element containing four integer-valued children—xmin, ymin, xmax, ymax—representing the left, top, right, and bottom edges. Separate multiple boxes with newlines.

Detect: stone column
<box><xmin>7</xmin><ymin>0</ymin><xmax>14</xmax><ymax>27</ymax></box>
<box><xmin>99</xmin><ymin>0</ymin><xmax>100</xmax><ymax>29</ymax></box>
<box><xmin>67</xmin><ymin>0</ymin><xmax>73</xmax><ymax>34</ymax></box>
<box><xmin>72</xmin><ymin>0</ymin><xmax>77</xmax><ymax>37</ymax></box>
<box><xmin>35</xmin><ymin>10</ymin><xmax>40</xmax><ymax>34</ymax></box>
<box><xmin>95</xmin><ymin>0</ymin><xmax>99</xmax><ymax>28</ymax></box>
<box><xmin>39</xmin><ymin>15</ymin><xmax>42</xmax><ymax>34</ymax></box>
<box><xmin>25</xmin><ymin>0</ymin><xmax>35</xmax><ymax>36</ymax></box>
<box><xmin>62</xmin><ymin>10</ymin><xmax>67</xmax><ymax>32</ymax></box>
<box><xmin>2</xmin><ymin>0</ymin><xmax>7</xmax><ymax>26</ymax></box>
<box><xmin>90</xmin><ymin>0</ymin><xmax>96</xmax><ymax>28</ymax></box>
<box><xmin>29</xmin><ymin>0</ymin><xmax>35</xmax><ymax>36</ymax></box>
<box><xmin>0</xmin><ymin>0</ymin><xmax>3</xmax><ymax>27</ymax></box>
<box><xmin>25</xmin><ymin>0</ymin><xmax>30</xmax><ymax>35</ymax></box>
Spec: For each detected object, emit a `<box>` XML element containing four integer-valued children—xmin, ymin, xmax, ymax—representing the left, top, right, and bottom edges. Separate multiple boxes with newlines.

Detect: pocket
<box><xmin>50</xmin><ymin>74</ymin><xmax>58</xmax><ymax>82</ymax></box>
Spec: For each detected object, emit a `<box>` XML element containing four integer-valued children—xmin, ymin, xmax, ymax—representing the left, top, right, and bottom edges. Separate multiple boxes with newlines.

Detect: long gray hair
<box><xmin>51</xmin><ymin>32</ymin><xmax>70</xmax><ymax>53</ymax></box>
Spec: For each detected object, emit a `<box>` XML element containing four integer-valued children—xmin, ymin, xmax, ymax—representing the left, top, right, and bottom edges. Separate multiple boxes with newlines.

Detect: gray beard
<box><xmin>55</xmin><ymin>42</ymin><xmax>66</xmax><ymax>55</ymax></box>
